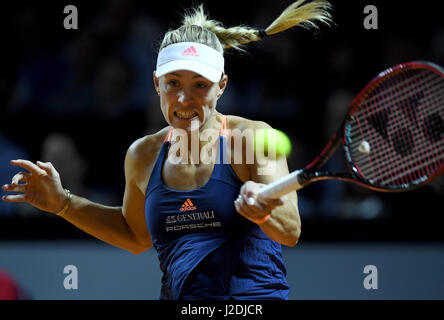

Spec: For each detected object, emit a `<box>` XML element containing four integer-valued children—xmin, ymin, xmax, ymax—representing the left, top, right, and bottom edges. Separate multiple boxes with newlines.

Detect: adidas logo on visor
<box><xmin>156</xmin><ymin>42</ymin><xmax>224</xmax><ymax>83</ymax></box>
<box><xmin>181</xmin><ymin>45</ymin><xmax>199</xmax><ymax>57</ymax></box>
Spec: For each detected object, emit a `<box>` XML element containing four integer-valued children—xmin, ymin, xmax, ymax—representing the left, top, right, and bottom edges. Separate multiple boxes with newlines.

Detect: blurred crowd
<box><xmin>0</xmin><ymin>0</ymin><xmax>443</xmax><ymax>224</ymax></box>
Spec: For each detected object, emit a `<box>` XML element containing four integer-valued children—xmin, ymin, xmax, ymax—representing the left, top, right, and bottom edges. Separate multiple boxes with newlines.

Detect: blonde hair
<box><xmin>159</xmin><ymin>0</ymin><xmax>332</xmax><ymax>53</ymax></box>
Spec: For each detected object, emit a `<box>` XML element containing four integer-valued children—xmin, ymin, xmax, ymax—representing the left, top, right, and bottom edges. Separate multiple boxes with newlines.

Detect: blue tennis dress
<box><xmin>145</xmin><ymin>120</ymin><xmax>289</xmax><ymax>300</ymax></box>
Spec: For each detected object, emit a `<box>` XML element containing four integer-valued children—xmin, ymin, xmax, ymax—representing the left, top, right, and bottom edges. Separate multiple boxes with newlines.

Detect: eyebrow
<box><xmin>169</xmin><ymin>72</ymin><xmax>204</xmax><ymax>79</ymax></box>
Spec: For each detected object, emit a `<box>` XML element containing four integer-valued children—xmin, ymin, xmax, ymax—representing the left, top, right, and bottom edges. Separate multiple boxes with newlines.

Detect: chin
<box><xmin>170</xmin><ymin>112</ymin><xmax>205</xmax><ymax>131</ymax></box>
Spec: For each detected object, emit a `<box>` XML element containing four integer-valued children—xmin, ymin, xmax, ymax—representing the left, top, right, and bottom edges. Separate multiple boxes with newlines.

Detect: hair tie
<box><xmin>258</xmin><ymin>29</ymin><xmax>268</xmax><ymax>39</ymax></box>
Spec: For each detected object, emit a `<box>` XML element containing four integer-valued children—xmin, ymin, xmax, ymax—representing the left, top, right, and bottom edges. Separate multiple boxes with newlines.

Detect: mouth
<box><xmin>174</xmin><ymin>111</ymin><xmax>199</xmax><ymax>120</ymax></box>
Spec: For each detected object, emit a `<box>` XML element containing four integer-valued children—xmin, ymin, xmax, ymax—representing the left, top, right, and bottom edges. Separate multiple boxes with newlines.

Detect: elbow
<box><xmin>128</xmin><ymin>239</ymin><xmax>152</xmax><ymax>255</ymax></box>
<box><xmin>286</xmin><ymin>225</ymin><xmax>301</xmax><ymax>247</ymax></box>
<box><xmin>128</xmin><ymin>234</ymin><xmax>152</xmax><ymax>255</ymax></box>
<box><xmin>129</xmin><ymin>244</ymin><xmax>151</xmax><ymax>255</ymax></box>
<box><xmin>277</xmin><ymin>231</ymin><xmax>300</xmax><ymax>247</ymax></box>
<box><xmin>130</xmin><ymin>249</ymin><xmax>144</xmax><ymax>255</ymax></box>
<box><xmin>285</xmin><ymin>236</ymin><xmax>299</xmax><ymax>247</ymax></box>
<box><xmin>282</xmin><ymin>202</ymin><xmax>301</xmax><ymax>247</ymax></box>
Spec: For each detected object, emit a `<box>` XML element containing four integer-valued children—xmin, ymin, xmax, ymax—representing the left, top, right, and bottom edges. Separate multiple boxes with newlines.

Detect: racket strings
<box><xmin>353</xmin><ymin>139</ymin><xmax>444</xmax><ymax>174</ymax></box>
<box><xmin>356</xmin><ymin>69</ymin><xmax>424</xmax><ymax>183</ymax></box>
<box><xmin>384</xmin><ymin>152</ymin><xmax>444</xmax><ymax>185</ymax></box>
<box><xmin>349</xmin><ymin>67</ymin><xmax>444</xmax><ymax>187</ymax></box>
<box><xmin>376</xmin><ymin>69</ymin><xmax>423</xmax><ymax>184</ymax></box>
<box><xmin>351</xmin><ymin>105</ymin><xmax>444</xmax><ymax>170</ymax></box>
<box><xmin>382</xmin><ymin>69</ymin><xmax>443</xmax><ymax>184</ymax></box>
<box><xmin>375</xmin><ymin>70</ymin><xmax>444</xmax><ymax>184</ymax></box>
<box><xmin>361</xmin><ymin>71</ymin><xmax>429</xmax><ymax>107</ymax></box>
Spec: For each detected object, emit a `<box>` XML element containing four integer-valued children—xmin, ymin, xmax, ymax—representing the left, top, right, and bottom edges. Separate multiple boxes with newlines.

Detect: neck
<box><xmin>170</xmin><ymin>112</ymin><xmax>223</xmax><ymax>165</ymax></box>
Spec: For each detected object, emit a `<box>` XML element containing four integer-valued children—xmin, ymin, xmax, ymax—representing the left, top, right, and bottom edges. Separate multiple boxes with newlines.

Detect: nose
<box><xmin>177</xmin><ymin>88</ymin><xmax>194</xmax><ymax>105</ymax></box>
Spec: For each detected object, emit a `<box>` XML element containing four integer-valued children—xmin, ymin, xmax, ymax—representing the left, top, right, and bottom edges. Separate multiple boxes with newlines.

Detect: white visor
<box><xmin>156</xmin><ymin>42</ymin><xmax>224</xmax><ymax>83</ymax></box>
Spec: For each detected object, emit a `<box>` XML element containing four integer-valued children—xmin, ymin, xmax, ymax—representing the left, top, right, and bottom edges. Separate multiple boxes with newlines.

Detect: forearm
<box><xmin>60</xmin><ymin>194</ymin><xmax>148</xmax><ymax>254</ymax></box>
<box><xmin>259</xmin><ymin>198</ymin><xmax>301</xmax><ymax>247</ymax></box>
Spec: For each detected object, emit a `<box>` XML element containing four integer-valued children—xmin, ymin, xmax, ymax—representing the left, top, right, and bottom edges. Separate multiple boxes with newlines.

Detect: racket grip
<box><xmin>257</xmin><ymin>170</ymin><xmax>304</xmax><ymax>200</ymax></box>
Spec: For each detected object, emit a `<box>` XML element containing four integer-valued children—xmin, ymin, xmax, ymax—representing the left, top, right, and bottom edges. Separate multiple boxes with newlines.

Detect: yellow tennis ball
<box><xmin>254</xmin><ymin>128</ymin><xmax>292</xmax><ymax>157</ymax></box>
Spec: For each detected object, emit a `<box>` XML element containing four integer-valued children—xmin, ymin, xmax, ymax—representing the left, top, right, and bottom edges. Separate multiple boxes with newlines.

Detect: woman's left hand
<box><xmin>234</xmin><ymin>181</ymin><xmax>284</xmax><ymax>224</ymax></box>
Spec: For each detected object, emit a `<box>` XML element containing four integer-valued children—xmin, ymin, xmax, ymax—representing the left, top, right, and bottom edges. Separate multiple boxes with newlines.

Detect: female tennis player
<box><xmin>2</xmin><ymin>1</ymin><xmax>331</xmax><ymax>299</ymax></box>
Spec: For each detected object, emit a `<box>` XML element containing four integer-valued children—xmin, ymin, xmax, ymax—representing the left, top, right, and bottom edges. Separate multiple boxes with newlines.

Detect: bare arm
<box><xmin>61</xmin><ymin>142</ymin><xmax>152</xmax><ymax>254</ymax></box>
<box><xmin>247</xmin><ymin>161</ymin><xmax>301</xmax><ymax>247</ymax></box>
<box><xmin>233</xmin><ymin>121</ymin><xmax>301</xmax><ymax>247</ymax></box>
<box><xmin>2</xmin><ymin>139</ymin><xmax>154</xmax><ymax>254</ymax></box>
<box><xmin>56</xmin><ymin>195</ymin><xmax>148</xmax><ymax>254</ymax></box>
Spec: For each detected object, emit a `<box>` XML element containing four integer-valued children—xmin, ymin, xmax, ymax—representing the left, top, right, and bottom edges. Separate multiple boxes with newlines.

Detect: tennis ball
<box><xmin>254</xmin><ymin>128</ymin><xmax>292</xmax><ymax>157</ymax></box>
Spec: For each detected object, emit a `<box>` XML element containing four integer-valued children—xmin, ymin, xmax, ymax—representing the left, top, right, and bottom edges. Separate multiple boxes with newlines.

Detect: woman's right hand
<box><xmin>1</xmin><ymin>159</ymin><xmax>68</xmax><ymax>214</ymax></box>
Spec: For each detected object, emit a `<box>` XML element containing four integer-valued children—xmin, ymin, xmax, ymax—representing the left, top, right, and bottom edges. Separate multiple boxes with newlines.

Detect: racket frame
<box><xmin>259</xmin><ymin>61</ymin><xmax>444</xmax><ymax>199</ymax></box>
<box><xmin>341</xmin><ymin>61</ymin><xmax>444</xmax><ymax>192</ymax></box>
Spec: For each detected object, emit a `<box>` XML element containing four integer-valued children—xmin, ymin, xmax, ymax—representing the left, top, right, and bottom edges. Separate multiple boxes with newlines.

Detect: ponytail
<box><xmin>160</xmin><ymin>0</ymin><xmax>332</xmax><ymax>53</ymax></box>
<box><xmin>264</xmin><ymin>0</ymin><xmax>332</xmax><ymax>37</ymax></box>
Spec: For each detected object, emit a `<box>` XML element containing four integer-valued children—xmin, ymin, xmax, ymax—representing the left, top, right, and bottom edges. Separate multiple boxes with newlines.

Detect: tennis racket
<box><xmin>258</xmin><ymin>61</ymin><xmax>444</xmax><ymax>200</ymax></box>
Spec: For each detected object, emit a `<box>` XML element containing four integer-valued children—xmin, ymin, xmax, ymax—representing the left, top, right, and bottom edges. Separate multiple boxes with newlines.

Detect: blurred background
<box><xmin>0</xmin><ymin>0</ymin><xmax>443</xmax><ymax>299</ymax></box>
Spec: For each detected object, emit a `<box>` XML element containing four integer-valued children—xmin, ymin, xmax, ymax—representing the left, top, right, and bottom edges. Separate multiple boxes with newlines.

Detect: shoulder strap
<box><xmin>164</xmin><ymin>127</ymin><xmax>174</xmax><ymax>142</ymax></box>
<box><xmin>219</xmin><ymin>115</ymin><xmax>226</xmax><ymax>137</ymax></box>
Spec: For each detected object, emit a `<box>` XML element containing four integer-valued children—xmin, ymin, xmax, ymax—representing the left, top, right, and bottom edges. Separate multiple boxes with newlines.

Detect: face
<box><xmin>153</xmin><ymin>70</ymin><xmax>228</xmax><ymax>131</ymax></box>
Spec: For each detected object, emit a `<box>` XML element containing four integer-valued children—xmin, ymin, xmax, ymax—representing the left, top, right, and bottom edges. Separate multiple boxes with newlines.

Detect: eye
<box><xmin>167</xmin><ymin>79</ymin><xmax>179</xmax><ymax>87</ymax></box>
<box><xmin>196</xmin><ymin>82</ymin><xmax>209</xmax><ymax>88</ymax></box>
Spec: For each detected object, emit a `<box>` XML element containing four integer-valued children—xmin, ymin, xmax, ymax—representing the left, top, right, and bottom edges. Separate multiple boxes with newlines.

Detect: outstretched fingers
<box><xmin>2</xmin><ymin>183</ymin><xmax>27</xmax><ymax>193</ymax></box>
<box><xmin>11</xmin><ymin>171</ymin><xmax>30</xmax><ymax>185</ymax></box>
<box><xmin>1</xmin><ymin>193</ymin><xmax>28</xmax><ymax>203</ymax></box>
<box><xmin>36</xmin><ymin>161</ymin><xmax>57</xmax><ymax>175</ymax></box>
<box><xmin>10</xmin><ymin>159</ymin><xmax>47</xmax><ymax>176</ymax></box>
<box><xmin>2</xmin><ymin>169</ymin><xmax>30</xmax><ymax>202</ymax></box>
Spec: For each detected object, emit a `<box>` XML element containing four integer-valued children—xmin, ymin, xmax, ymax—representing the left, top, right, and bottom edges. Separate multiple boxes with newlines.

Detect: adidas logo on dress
<box><xmin>180</xmin><ymin>198</ymin><xmax>197</xmax><ymax>211</ymax></box>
